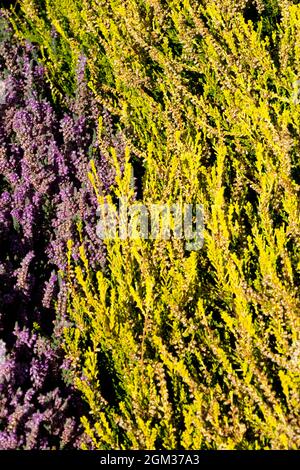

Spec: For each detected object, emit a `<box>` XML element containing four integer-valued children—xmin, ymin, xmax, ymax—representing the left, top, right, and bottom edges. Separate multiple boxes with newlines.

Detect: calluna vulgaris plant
<box><xmin>0</xmin><ymin>12</ymin><xmax>124</xmax><ymax>449</ymax></box>
<box><xmin>2</xmin><ymin>0</ymin><xmax>300</xmax><ymax>449</ymax></box>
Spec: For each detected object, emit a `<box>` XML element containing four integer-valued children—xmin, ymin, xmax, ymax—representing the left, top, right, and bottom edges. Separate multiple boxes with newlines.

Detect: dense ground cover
<box><xmin>0</xmin><ymin>0</ymin><xmax>299</xmax><ymax>449</ymax></box>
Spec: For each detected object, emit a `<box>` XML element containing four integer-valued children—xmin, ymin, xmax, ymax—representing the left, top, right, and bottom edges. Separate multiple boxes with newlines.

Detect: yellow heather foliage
<box><xmin>11</xmin><ymin>0</ymin><xmax>300</xmax><ymax>449</ymax></box>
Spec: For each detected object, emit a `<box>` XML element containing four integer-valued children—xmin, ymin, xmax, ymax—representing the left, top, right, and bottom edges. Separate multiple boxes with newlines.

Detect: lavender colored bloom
<box><xmin>0</xmin><ymin>13</ymin><xmax>125</xmax><ymax>449</ymax></box>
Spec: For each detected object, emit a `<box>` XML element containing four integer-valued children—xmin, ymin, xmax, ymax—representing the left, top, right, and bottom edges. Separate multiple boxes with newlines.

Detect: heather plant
<box><xmin>0</xmin><ymin>326</ymin><xmax>86</xmax><ymax>449</ymax></box>
<box><xmin>0</xmin><ymin>13</ymin><xmax>122</xmax><ymax>448</ymax></box>
<box><xmin>6</xmin><ymin>0</ymin><xmax>300</xmax><ymax>449</ymax></box>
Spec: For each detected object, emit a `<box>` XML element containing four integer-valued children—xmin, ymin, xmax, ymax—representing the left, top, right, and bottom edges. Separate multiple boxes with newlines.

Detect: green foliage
<box><xmin>11</xmin><ymin>0</ymin><xmax>300</xmax><ymax>449</ymax></box>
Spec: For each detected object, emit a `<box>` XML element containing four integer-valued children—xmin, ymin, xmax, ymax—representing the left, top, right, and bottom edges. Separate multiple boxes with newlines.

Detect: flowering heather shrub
<box><xmin>7</xmin><ymin>0</ymin><xmax>300</xmax><ymax>450</ymax></box>
<box><xmin>0</xmin><ymin>326</ymin><xmax>86</xmax><ymax>449</ymax></box>
<box><xmin>0</xmin><ymin>14</ymin><xmax>122</xmax><ymax>448</ymax></box>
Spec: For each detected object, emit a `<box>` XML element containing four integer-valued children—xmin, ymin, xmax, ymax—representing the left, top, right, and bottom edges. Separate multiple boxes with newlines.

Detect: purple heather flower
<box><xmin>0</xmin><ymin>12</ymin><xmax>128</xmax><ymax>449</ymax></box>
